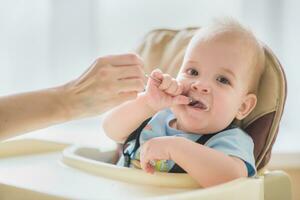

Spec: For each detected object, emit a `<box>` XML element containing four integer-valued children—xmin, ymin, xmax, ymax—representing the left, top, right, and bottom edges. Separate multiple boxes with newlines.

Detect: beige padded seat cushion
<box><xmin>135</xmin><ymin>28</ymin><xmax>287</xmax><ymax>170</ymax></box>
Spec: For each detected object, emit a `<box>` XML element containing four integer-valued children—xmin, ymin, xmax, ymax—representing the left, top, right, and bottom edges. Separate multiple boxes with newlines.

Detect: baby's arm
<box><xmin>170</xmin><ymin>137</ymin><xmax>247</xmax><ymax>187</ymax></box>
<box><xmin>102</xmin><ymin>94</ymin><xmax>156</xmax><ymax>143</ymax></box>
<box><xmin>140</xmin><ymin>137</ymin><xmax>247</xmax><ymax>187</ymax></box>
<box><xmin>103</xmin><ymin>69</ymin><xmax>190</xmax><ymax>143</ymax></box>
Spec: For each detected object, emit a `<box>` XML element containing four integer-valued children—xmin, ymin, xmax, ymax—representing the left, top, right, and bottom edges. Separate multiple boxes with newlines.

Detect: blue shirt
<box><xmin>119</xmin><ymin>109</ymin><xmax>256</xmax><ymax>176</ymax></box>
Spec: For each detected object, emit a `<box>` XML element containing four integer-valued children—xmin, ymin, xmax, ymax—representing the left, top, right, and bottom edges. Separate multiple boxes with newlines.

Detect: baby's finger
<box><xmin>140</xmin><ymin>157</ymin><xmax>149</xmax><ymax>172</ymax></box>
<box><xmin>164</xmin><ymin>79</ymin><xmax>178</xmax><ymax>95</ymax></box>
<box><xmin>140</xmin><ymin>146</ymin><xmax>148</xmax><ymax>171</ymax></box>
<box><xmin>145</xmin><ymin>163</ymin><xmax>155</xmax><ymax>174</ymax></box>
<box><xmin>150</xmin><ymin>68</ymin><xmax>163</xmax><ymax>80</ymax></box>
<box><xmin>159</xmin><ymin>74</ymin><xmax>172</xmax><ymax>90</ymax></box>
<box><xmin>148</xmin><ymin>69</ymin><xmax>163</xmax><ymax>86</ymax></box>
<box><xmin>173</xmin><ymin>82</ymin><xmax>184</xmax><ymax>96</ymax></box>
<box><xmin>172</xmin><ymin>95</ymin><xmax>191</xmax><ymax>105</ymax></box>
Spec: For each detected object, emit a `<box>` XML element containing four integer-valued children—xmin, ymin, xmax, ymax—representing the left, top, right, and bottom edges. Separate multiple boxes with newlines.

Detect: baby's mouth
<box><xmin>188</xmin><ymin>97</ymin><xmax>209</xmax><ymax>111</ymax></box>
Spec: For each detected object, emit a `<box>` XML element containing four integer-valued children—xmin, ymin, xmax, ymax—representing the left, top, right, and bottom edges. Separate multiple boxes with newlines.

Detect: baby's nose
<box><xmin>191</xmin><ymin>82</ymin><xmax>211</xmax><ymax>93</ymax></box>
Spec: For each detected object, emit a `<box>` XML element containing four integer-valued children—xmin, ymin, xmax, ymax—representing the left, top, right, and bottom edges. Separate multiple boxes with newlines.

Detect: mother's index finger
<box><xmin>100</xmin><ymin>53</ymin><xmax>143</xmax><ymax>66</ymax></box>
<box><xmin>115</xmin><ymin>65</ymin><xmax>144</xmax><ymax>80</ymax></box>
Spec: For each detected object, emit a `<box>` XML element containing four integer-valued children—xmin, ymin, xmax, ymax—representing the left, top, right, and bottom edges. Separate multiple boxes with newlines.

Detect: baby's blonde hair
<box><xmin>192</xmin><ymin>17</ymin><xmax>265</xmax><ymax>94</ymax></box>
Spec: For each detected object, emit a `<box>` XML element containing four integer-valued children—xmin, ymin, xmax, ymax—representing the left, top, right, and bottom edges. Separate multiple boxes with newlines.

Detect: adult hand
<box><xmin>62</xmin><ymin>53</ymin><xmax>145</xmax><ymax>119</ymax></box>
<box><xmin>0</xmin><ymin>53</ymin><xmax>145</xmax><ymax>139</ymax></box>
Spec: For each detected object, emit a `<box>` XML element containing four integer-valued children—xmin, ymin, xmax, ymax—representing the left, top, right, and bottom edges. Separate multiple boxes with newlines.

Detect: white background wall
<box><xmin>0</xmin><ymin>0</ymin><xmax>299</xmax><ymax>152</ymax></box>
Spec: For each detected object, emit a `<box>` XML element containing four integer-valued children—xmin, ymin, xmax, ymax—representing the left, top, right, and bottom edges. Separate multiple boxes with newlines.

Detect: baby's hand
<box><xmin>140</xmin><ymin>136</ymin><xmax>174</xmax><ymax>174</ymax></box>
<box><xmin>143</xmin><ymin>69</ymin><xmax>190</xmax><ymax>112</ymax></box>
<box><xmin>153</xmin><ymin>70</ymin><xmax>183</xmax><ymax>96</ymax></box>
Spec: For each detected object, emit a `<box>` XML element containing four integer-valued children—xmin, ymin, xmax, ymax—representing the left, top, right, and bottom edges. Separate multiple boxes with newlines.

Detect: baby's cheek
<box><xmin>215</xmin><ymin>99</ymin><xmax>236</xmax><ymax>119</ymax></box>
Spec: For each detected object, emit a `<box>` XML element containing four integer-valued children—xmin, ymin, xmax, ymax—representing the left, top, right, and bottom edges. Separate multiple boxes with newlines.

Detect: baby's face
<box><xmin>171</xmin><ymin>34</ymin><xmax>254</xmax><ymax>134</ymax></box>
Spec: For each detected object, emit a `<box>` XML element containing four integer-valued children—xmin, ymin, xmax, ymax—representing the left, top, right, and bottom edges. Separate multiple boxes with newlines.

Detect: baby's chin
<box><xmin>170</xmin><ymin>107</ymin><xmax>231</xmax><ymax>134</ymax></box>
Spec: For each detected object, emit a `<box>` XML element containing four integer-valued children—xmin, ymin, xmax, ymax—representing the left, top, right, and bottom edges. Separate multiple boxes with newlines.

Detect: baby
<box><xmin>103</xmin><ymin>18</ymin><xmax>265</xmax><ymax>187</ymax></box>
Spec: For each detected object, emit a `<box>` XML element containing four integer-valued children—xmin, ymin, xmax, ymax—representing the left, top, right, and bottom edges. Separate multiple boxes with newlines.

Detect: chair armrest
<box><xmin>264</xmin><ymin>170</ymin><xmax>292</xmax><ymax>200</ymax></box>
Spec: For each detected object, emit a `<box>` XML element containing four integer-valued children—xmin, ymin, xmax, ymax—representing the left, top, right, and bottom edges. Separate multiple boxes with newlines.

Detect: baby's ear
<box><xmin>236</xmin><ymin>93</ymin><xmax>257</xmax><ymax>120</ymax></box>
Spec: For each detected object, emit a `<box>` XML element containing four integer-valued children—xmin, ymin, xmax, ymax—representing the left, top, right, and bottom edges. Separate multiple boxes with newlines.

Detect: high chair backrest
<box><xmin>135</xmin><ymin>28</ymin><xmax>287</xmax><ymax>171</ymax></box>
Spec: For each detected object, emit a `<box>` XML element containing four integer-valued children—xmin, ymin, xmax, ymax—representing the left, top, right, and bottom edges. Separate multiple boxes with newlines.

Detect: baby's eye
<box><xmin>216</xmin><ymin>76</ymin><xmax>231</xmax><ymax>85</ymax></box>
<box><xmin>186</xmin><ymin>68</ymin><xmax>199</xmax><ymax>76</ymax></box>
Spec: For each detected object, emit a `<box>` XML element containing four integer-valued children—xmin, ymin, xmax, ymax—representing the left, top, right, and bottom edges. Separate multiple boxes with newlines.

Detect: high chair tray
<box><xmin>0</xmin><ymin>138</ymin><xmax>263</xmax><ymax>200</ymax></box>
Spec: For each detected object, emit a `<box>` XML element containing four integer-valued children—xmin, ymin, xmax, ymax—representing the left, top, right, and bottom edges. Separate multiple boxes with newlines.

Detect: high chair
<box><xmin>0</xmin><ymin>28</ymin><xmax>291</xmax><ymax>200</ymax></box>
